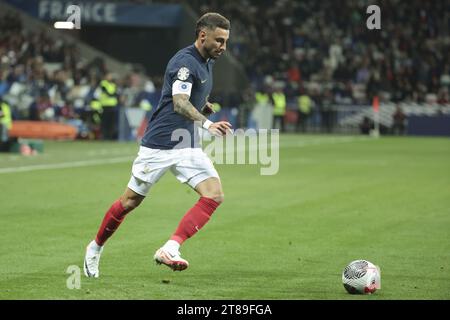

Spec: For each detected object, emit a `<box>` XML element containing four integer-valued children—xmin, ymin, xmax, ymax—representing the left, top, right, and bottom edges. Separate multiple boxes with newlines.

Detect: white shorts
<box><xmin>127</xmin><ymin>146</ymin><xmax>220</xmax><ymax>196</ymax></box>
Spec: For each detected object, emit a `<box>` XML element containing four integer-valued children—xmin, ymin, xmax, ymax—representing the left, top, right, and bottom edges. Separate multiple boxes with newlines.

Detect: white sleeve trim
<box><xmin>172</xmin><ymin>80</ymin><xmax>192</xmax><ymax>97</ymax></box>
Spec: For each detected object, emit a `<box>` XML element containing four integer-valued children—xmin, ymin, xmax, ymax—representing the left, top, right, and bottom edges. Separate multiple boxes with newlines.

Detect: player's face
<box><xmin>202</xmin><ymin>27</ymin><xmax>229</xmax><ymax>59</ymax></box>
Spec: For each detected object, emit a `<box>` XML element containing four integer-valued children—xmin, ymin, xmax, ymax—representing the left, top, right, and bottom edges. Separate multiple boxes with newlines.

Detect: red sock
<box><xmin>170</xmin><ymin>197</ymin><xmax>220</xmax><ymax>245</ymax></box>
<box><xmin>95</xmin><ymin>199</ymin><xmax>132</xmax><ymax>246</ymax></box>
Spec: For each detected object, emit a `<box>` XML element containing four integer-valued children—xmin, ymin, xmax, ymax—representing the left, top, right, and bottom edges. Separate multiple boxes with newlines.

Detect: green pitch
<box><xmin>0</xmin><ymin>135</ymin><xmax>449</xmax><ymax>299</ymax></box>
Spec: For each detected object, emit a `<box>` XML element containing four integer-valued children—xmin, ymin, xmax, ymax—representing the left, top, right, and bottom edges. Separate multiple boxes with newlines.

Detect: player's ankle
<box><xmin>89</xmin><ymin>239</ymin><xmax>103</xmax><ymax>253</ymax></box>
<box><xmin>162</xmin><ymin>239</ymin><xmax>181</xmax><ymax>254</ymax></box>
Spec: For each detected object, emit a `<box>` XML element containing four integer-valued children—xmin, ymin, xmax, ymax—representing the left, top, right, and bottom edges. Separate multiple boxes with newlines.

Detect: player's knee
<box><xmin>209</xmin><ymin>193</ymin><xmax>224</xmax><ymax>205</ymax></box>
<box><xmin>120</xmin><ymin>196</ymin><xmax>143</xmax><ymax>211</ymax></box>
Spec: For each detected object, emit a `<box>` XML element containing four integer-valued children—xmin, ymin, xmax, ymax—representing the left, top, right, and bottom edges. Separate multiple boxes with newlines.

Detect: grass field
<box><xmin>0</xmin><ymin>135</ymin><xmax>449</xmax><ymax>299</ymax></box>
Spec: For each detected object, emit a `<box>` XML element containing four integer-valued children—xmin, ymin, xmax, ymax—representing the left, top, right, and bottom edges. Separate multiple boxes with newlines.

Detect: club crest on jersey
<box><xmin>177</xmin><ymin>67</ymin><xmax>190</xmax><ymax>81</ymax></box>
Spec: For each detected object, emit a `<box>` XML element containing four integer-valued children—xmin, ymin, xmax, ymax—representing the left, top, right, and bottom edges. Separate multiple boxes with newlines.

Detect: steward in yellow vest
<box><xmin>0</xmin><ymin>100</ymin><xmax>13</xmax><ymax>150</ymax></box>
<box><xmin>255</xmin><ymin>91</ymin><xmax>270</xmax><ymax>106</ymax></box>
<box><xmin>272</xmin><ymin>90</ymin><xmax>286</xmax><ymax>132</ymax></box>
<box><xmin>97</xmin><ymin>74</ymin><xmax>119</xmax><ymax>140</ymax></box>
<box><xmin>297</xmin><ymin>93</ymin><xmax>312</xmax><ymax>132</ymax></box>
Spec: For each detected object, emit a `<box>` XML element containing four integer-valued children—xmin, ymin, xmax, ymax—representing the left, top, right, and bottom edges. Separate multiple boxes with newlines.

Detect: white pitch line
<box><xmin>0</xmin><ymin>156</ymin><xmax>133</xmax><ymax>174</ymax></box>
<box><xmin>0</xmin><ymin>136</ymin><xmax>371</xmax><ymax>174</ymax></box>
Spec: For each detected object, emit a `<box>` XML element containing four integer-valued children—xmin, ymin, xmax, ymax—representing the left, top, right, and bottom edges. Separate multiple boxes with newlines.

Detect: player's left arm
<box><xmin>173</xmin><ymin>93</ymin><xmax>207</xmax><ymax>123</ymax></box>
<box><xmin>173</xmin><ymin>94</ymin><xmax>231</xmax><ymax>136</ymax></box>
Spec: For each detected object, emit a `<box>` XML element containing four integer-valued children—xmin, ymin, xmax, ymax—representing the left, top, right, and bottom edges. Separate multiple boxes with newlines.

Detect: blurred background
<box><xmin>0</xmin><ymin>0</ymin><xmax>449</xmax><ymax>152</ymax></box>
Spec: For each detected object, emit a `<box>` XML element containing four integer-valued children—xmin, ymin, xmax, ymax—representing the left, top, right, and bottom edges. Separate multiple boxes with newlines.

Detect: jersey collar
<box><xmin>191</xmin><ymin>44</ymin><xmax>209</xmax><ymax>64</ymax></box>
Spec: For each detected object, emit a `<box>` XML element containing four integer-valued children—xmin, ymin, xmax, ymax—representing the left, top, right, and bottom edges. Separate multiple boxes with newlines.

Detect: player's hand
<box><xmin>208</xmin><ymin>121</ymin><xmax>233</xmax><ymax>136</ymax></box>
<box><xmin>201</xmin><ymin>102</ymin><xmax>216</xmax><ymax>116</ymax></box>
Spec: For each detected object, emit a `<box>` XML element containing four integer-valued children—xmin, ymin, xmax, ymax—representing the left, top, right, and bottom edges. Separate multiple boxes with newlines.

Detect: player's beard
<box><xmin>206</xmin><ymin>46</ymin><xmax>222</xmax><ymax>59</ymax></box>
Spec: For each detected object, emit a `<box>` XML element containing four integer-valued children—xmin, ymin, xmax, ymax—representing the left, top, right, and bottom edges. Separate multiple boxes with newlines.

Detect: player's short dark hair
<box><xmin>195</xmin><ymin>13</ymin><xmax>230</xmax><ymax>38</ymax></box>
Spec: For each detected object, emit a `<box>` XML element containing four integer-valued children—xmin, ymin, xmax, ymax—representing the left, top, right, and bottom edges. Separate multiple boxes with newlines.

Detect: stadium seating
<box><xmin>1</xmin><ymin>0</ymin><xmax>449</xmax><ymax>136</ymax></box>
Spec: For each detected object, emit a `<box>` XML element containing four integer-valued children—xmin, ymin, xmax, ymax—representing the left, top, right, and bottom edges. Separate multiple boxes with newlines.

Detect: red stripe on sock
<box><xmin>170</xmin><ymin>197</ymin><xmax>220</xmax><ymax>245</ymax></box>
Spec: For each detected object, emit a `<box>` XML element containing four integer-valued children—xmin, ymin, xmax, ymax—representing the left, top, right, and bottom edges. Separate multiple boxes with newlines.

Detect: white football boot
<box><xmin>154</xmin><ymin>248</ymin><xmax>189</xmax><ymax>271</ymax></box>
<box><xmin>83</xmin><ymin>240</ymin><xmax>103</xmax><ymax>278</ymax></box>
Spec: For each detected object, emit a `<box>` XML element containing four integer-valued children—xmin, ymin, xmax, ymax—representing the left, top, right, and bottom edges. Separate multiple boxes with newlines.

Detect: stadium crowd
<box><xmin>0</xmin><ymin>11</ymin><xmax>158</xmax><ymax>140</ymax></box>
<box><xmin>191</xmin><ymin>0</ymin><xmax>449</xmax><ymax>106</ymax></box>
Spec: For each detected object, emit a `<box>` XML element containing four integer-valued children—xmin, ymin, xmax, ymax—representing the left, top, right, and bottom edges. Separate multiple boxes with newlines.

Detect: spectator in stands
<box><xmin>359</xmin><ymin>116</ymin><xmax>374</xmax><ymax>135</ymax></box>
<box><xmin>28</xmin><ymin>94</ymin><xmax>52</xmax><ymax>121</ymax></box>
<box><xmin>319</xmin><ymin>89</ymin><xmax>334</xmax><ymax>133</ymax></box>
<box><xmin>392</xmin><ymin>105</ymin><xmax>407</xmax><ymax>135</ymax></box>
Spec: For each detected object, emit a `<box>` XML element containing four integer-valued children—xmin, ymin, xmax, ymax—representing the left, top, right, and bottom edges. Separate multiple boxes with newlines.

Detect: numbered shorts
<box><xmin>127</xmin><ymin>146</ymin><xmax>220</xmax><ymax>196</ymax></box>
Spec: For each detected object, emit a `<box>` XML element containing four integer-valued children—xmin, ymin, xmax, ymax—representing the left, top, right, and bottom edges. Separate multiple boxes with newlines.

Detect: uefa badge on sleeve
<box><xmin>177</xmin><ymin>67</ymin><xmax>190</xmax><ymax>81</ymax></box>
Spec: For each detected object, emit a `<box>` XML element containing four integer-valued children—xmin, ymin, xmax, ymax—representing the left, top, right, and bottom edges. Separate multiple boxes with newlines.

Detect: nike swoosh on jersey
<box><xmin>201</xmin><ymin>79</ymin><xmax>207</xmax><ymax>83</ymax></box>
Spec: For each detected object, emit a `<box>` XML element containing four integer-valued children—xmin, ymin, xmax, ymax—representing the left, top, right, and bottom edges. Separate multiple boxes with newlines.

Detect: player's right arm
<box><xmin>173</xmin><ymin>94</ymin><xmax>232</xmax><ymax>136</ymax></box>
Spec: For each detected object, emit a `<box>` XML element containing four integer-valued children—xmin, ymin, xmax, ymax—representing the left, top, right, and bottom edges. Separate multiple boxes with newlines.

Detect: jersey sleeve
<box><xmin>169</xmin><ymin>56</ymin><xmax>197</xmax><ymax>97</ymax></box>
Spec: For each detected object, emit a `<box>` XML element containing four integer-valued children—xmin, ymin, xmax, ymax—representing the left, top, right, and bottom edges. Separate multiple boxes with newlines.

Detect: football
<box><xmin>342</xmin><ymin>260</ymin><xmax>381</xmax><ymax>294</ymax></box>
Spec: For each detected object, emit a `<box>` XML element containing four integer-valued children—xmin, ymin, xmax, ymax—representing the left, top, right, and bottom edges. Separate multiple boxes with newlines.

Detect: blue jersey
<box><xmin>141</xmin><ymin>44</ymin><xmax>214</xmax><ymax>149</ymax></box>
